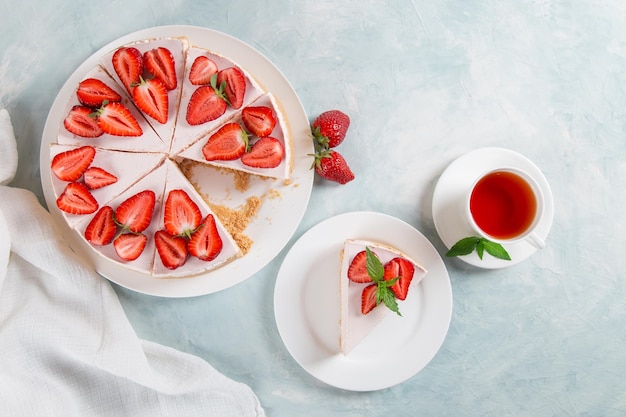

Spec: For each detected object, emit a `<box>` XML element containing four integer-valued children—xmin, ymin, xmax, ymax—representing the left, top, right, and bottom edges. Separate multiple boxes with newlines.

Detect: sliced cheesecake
<box><xmin>339</xmin><ymin>239</ymin><xmax>428</xmax><ymax>355</ymax></box>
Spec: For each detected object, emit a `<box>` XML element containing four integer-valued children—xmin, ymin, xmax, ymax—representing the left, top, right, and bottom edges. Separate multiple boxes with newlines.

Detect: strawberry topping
<box><xmin>94</xmin><ymin>101</ymin><xmax>143</xmax><ymax>137</ymax></box>
<box><xmin>383</xmin><ymin>257</ymin><xmax>415</xmax><ymax>301</ymax></box>
<box><xmin>202</xmin><ymin>123</ymin><xmax>248</xmax><ymax>161</ymax></box>
<box><xmin>113</xmin><ymin>233</ymin><xmax>148</xmax><ymax>261</ymax></box>
<box><xmin>112</xmin><ymin>47</ymin><xmax>143</xmax><ymax>94</ymax></box>
<box><xmin>132</xmin><ymin>77</ymin><xmax>169</xmax><ymax>124</ymax></box>
<box><xmin>56</xmin><ymin>182</ymin><xmax>98</xmax><ymax>215</ymax></box>
<box><xmin>114</xmin><ymin>190</ymin><xmax>155</xmax><ymax>233</ymax></box>
<box><xmin>241</xmin><ymin>137</ymin><xmax>284</xmax><ymax>169</ymax></box>
<box><xmin>217</xmin><ymin>67</ymin><xmax>246</xmax><ymax>109</ymax></box>
<box><xmin>361</xmin><ymin>284</ymin><xmax>379</xmax><ymax>315</ymax></box>
<box><xmin>84</xmin><ymin>206</ymin><xmax>116</xmax><ymax>246</ymax></box>
<box><xmin>83</xmin><ymin>166</ymin><xmax>118</xmax><ymax>189</ymax></box>
<box><xmin>155</xmin><ymin>230</ymin><xmax>188</xmax><ymax>270</ymax></box>
<box><xmin>187</xmin><ymin>214</ymin><xmax>223</xmax><ymax>261</ymax></box>
<box><xmin>51</xmin><ymin>145</ymin><xmax>96</xmax><ymax>182</ymax></box>
<box><xmin>163</xmin><ymin>189</ymin><xmax>202</xmax><ymax>239</ymax></box>
<box><xmin>347</xmin><ymin>250</ymin><xmax>374</xmax><ymax>283</ymax></box>
<box><xmin>143</xmin><ymin>47</ymin><xmax>177</xmax><ymax>91</ymax></box>
<box><xmin>76</xmin><ymin>78</ymin><xmax>122</xmax><ymax>108</ymax></box>
<box><xmin>189</xmin><ymin>56</ymin><xmax>218</xmax><ymax>86</ymax></box>
<box><xmin>186</xmin><ymin>83</ymin><xmax>227</xmax><ymax>125</ymax></box>
<box><xmin>241</xmin><ymin>105</ymin><xmax>276</xmax><ymax>137</ymax></box>
<box><xmin>63</xmin><ymin>106</ymin><xmax>104</xmax><ymax>138</ymax></box>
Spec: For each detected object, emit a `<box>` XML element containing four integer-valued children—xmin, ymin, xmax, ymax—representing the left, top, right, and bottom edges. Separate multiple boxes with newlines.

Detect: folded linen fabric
<box><xmin>0</xmin><ymin>108</ymin><xmax>265</xmax><ymax>417</ymax></box>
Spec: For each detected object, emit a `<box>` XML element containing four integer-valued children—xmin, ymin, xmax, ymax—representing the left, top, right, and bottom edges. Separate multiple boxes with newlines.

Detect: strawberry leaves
<box><xmin>445</xmin><ymin>236</ymin><xmax>511</xmax><ymax>261</ymax></box>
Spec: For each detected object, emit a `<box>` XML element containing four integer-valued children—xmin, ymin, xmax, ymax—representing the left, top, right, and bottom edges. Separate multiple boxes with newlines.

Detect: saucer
<box><xmin>432</xmin><ymin>147</ymin><xmax>554</xmax><ymax>269</ymax></box>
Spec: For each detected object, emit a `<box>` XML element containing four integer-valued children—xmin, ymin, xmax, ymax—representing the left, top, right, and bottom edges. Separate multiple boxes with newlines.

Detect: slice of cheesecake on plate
<box><xmin>339</xmin><ymin>239</ymin><xmax>428</xmax><ymax>355</ymax></box>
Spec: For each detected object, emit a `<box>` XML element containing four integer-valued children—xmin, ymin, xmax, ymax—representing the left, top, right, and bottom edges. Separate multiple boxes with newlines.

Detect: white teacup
<box><xmin>465</xmin><ymin>167</ymin><xmax>545</xmax><ymax>249</ymax></box>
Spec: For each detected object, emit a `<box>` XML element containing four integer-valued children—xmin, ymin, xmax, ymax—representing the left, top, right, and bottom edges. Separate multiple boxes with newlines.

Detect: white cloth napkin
<box><xmin>0</xmin><ymin>109</ymin><xmax>266</xmax><ymax>417</ymax></box>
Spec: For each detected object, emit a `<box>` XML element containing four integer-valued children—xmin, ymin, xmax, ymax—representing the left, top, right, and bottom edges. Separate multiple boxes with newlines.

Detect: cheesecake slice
<box><xmin>339</xmin><ymin>239</ymin><xmax>428</xmax><ymax>355</ymax></box>
<box><xmin>100</xmin><ymin>37</ymin><xmax>188</xmax><ymax>149</ymax></box>
<box><xmin>151</xmin><ymin>159</ymin><xmax>242</xmax><ymax>277</ymax></box>
<box><xmin>177</xmin><ymin>92</ymin><xmax>293</xmax><ymax>179</ymax></box>
<box><xmin>57</xmin><ymin>65</ymin><xmax>168</xmax><ymax>153</ymax></box>
<box><xmin>170</xmin><ymin>45</ymin><xmax>266</xmax><ymax>155</ymax></box>
<box><xmin>50</xmin><ymin>144</ymin><xmax>165</xmax><ymax>228</ymax></box>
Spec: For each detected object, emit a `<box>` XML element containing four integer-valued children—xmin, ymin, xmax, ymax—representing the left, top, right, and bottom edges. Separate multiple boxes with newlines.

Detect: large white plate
<box><xmin>432</xmin><ymin>147</ymin><xmax>554</xmax><ymax>269</ymax></box>
<box><xmin>274</xmin><ymin>211</ymin><xmax>452</xmax><ymax>391</ymax></box>
<box><xmin>39</xmin><ymin>25</ymin><xmax>314</xmax><ymax>297</ymax></box>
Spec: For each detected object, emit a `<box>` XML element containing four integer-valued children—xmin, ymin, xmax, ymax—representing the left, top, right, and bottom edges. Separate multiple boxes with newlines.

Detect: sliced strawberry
<box><xmin>143</xmin><ymin>47</ymin><xmax>177</xmax><ymax>91</ymax></box>
<box><xmin>383</xmin><ymin>257</ymin><xmax>415</xmax><ymax>300</ymax></box>
<box><xmin>241</xmin><ymin>105</ymin><xmax>276</xmax><ymax>137</ymax></box>
<box><xmin>202</xmin><ymin>123</ymin><xmax>248</xmax><ymax>161</ymax></box>
<box><xmin>189</xmin><ymin>55</ymin><xmax>218</xmax><ymax>85</ymax></box>
<box><xmin>163</xmin><ymin>189</ymin><xmax>202</xmax><ymax>238</ymax></box>
<box><xmin>83</xmin><ymin>167</ymin><xmax>118</xmax><ymax>189</ymax></box>
<box><xmin>63</xmin><ymin>105</ymin><xmax>104</xmax><ymax>138</ymax></box>
<box><xmin>217</xmin><ymin>67</ymin><xmax>246</xmax><ymax>109</ymax></box>
<box><xmin>132</xmin><ymin>77</ymin><xmax>168</xmax><ymax>124</ymax></box>
<box><xmin>347</xmin><ymin>250</ymin><xmax>374</xmax><ymax>283</ymax></box>
<box><xmin>155</xmin><ymin>230</ymin><xmax>188</xmax><ymax>269</ymax></box>
<box><xmin>114</xmin><ymin>189</ymin><xmax>155</xmax><ymax>233</ymax></box>
<box><xmin>188</xmin><ymin>214</ymin><xmax>223</xmax><ymax>261</ymax></box>
<box><xmin>112</xmin><ymin>47</ymin><xmax>143</xmax><ymax>93</ymax></box>
<box><xmin>56</xmin><ymin>182</ymin><xmax>98</xmax><ymax>215</ymax></box>
<box><xmin>186</xmin><ymin>84</ymin><xmax>227</xmax><ymax>125</ymax></box>
<box><xmin>95</xmin><ymin>101</ymin><xmax>143</xmax><ymax>137</ymax></box>
<box><xmin>241</xmin><ymin>137</ymin><xmax>284</xmax><ymax>169</ymax></box>
<box><xmin>51</xmin><ymin>145</ymin><xmax>96</xmax><ymax>182</ymax></box>
<box><xmin>113</xmin><ymin>233</ymin><xmax>147</xmax><ymax>261</ymax></box>
<box><xmin>84</xmin><ymin>206</ymin><xmax>116</xmax><ymax>246</ymax></box>
<box><xmin>361</xmin><ymin>284</ymin><xmax>379</xmax><ymax>315</ymax></box>
<box><xmin>76</xmin><ymin>78</ymin><xmax>122</xmax><ymax>107</ymax></box>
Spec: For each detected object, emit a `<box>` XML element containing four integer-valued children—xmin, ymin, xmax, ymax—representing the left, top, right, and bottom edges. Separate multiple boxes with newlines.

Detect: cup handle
<box><xmin>526</xmin><ymin>232</ymin><xmax>545</xmax><ymax>249</ymax></box>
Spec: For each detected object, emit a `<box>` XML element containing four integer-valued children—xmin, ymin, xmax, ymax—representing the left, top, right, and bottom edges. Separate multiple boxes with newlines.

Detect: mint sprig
<box><xmin>365</xmin><ymin>247</ymin><xmax>402</xmax><ymax>316</ymax></box>
<box><xmin>445</xmin><ymin>237</ymin><xmax>511</xmax><ymax>261</ymax></box>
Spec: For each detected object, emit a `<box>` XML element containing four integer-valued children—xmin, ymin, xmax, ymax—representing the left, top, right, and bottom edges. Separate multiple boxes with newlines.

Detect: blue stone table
<box><xmin>2</xmin><ymin>1</ymin><xmax>625</xmax><ymax>415</ymax></box>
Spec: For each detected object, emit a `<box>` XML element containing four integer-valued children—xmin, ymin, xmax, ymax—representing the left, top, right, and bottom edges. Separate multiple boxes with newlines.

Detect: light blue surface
<box><xmin>3</xmin><ymin>0</ymin><xmax>626</xmax><ymax>415</ymax></box>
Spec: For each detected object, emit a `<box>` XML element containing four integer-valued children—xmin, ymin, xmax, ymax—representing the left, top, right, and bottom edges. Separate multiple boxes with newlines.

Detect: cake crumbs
<box><xmin>208</xmin><ymin>196</ymin><xmax>262</xmax><ymax>255</ymax></box>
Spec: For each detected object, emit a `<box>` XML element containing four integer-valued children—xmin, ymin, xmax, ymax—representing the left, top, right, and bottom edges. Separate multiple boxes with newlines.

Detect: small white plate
<box><xmin>432</xmin><ymin>147</ymin><xmax>554</xmax><ymax>269</ymax></box>
<box><xmin>274</xmin><ymin>211</ymin><xmax>452</xmax><ymax>391</ymax></box>
<box><xmin>39</xmin><ymin>26</ymin><xmax>314</xmax><ymax>297</ymax></box>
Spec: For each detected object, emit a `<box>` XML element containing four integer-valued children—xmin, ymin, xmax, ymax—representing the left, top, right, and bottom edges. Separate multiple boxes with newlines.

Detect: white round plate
<box><xmin>40</xmin><ymin>25</ymin><xmax>314</xmax><ymax>297</ymax></box>
<box><xmin>274</xmin><ymin>211</ymin><xmax>452</xmax><ymax>391</ymax></box>
<box><xmin>432</xmin><ymin>147</ymin><xmax>554</xmax><ymax>269</ymax></box>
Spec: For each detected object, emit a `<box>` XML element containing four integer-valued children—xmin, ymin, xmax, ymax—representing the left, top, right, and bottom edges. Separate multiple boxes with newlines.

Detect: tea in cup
<box><xmin>466</xmin><ymin>168</ymin><xmax>545</xmax><ymax>249</ymax></box>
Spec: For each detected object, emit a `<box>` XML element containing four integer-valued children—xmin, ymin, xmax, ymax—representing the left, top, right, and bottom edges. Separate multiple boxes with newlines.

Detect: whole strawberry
<box><xmin>313</xmin><ymin>149</ymin><xmax>354</xmax><ymax>184</ymax></box>
<box><xmin>311</xmin><ymin>110</ymin><xmax>350</xmax><ymax>148</ymax></box>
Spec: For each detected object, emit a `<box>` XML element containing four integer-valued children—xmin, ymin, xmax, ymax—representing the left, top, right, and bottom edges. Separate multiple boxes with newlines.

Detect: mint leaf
<box><xmin>365</xmin><ymin>246</ymin><xmax>384</xmax><ymax>282</ymax></box>
<box><xmin>378</xmin><ymin>285</ymin><xmax>401</xmax><ymax>316</ymax></box>
<box><xmin>445</xmin><ymin>237</ymin><xmax>480</xmax><ymax>257</ymax></box>
<box><xmin>476</xmin><ymin>239</ymin><xmax>485</xmax><ymax>260</ymax></box>
<box><xmin>482</xmin><ymin>239</ymin><xmax>511</xmax><ymax>260</ymax></box>
<box><xmin>365</xmin><ymin>246</ymin><xmax>402</xmax><ymax>315</ymax></box>
<box><xmin>446</xmin><ymin>236</ymin><xmax>511</xmax><ymax>261</ymax></box>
